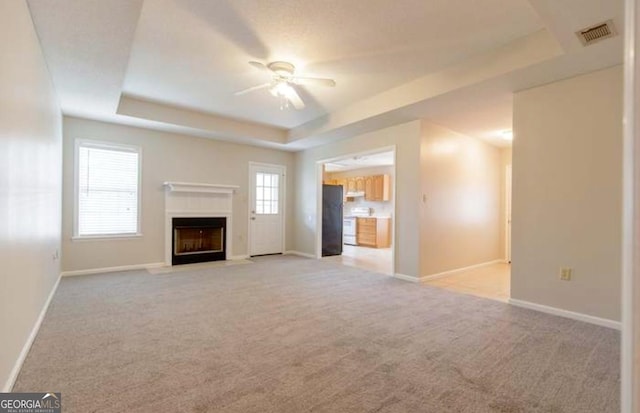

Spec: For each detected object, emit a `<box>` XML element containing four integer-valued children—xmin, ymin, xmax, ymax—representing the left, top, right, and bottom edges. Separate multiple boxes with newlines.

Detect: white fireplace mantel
<box><xmin>163</xmin><ymin>181</ymin><xmax>239</xmax><ymax>194</ymax></box>
<box><xmin>164</xmin><ymin>182</ymin><xmax>239</xmax><ymax>265</ymax></box>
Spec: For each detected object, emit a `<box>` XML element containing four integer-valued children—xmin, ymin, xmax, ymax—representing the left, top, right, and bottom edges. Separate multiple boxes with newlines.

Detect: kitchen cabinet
<box><xmin>346</xmin><ymin>178</ymin><xmax>357</xmax><ymax>193</ymax></box>
<box><xmin>364</xmin><ymin>174</ymin><xmax>390</xmax><ymax>201</ymax></box>
<box><xmin>355</xmin><ymin>176</ymin><xmax>365</xmax><ymax>192</ymax></box>
<box><xmin>356</xmin><ymin>217</ymin><xmax>391</xmax><ymax>248</ymax></box>
<box><xmin>364</xmin><ymin>176</ymin><xmax>374</xmax><ymax>200</ymax></box>
<box><xmin>373</xmin><ymin>175</ymin><xmax>390</xmax><ymax>201</ymax></box>
<box><xmin>335</xmin><ymin>174</ymin><xmax>389</xmax><ymax>201</ymax></box>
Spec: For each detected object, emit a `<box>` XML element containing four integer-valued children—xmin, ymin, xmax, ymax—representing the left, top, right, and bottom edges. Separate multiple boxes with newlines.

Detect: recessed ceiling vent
<box><xmin>576</xmin><ymin>20</ymin><xmax>617</xmax><ymax>46</ymax></box>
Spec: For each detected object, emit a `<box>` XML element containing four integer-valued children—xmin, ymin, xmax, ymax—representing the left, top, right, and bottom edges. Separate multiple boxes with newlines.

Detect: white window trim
<box><xmin>73</xmin><ymin>139</ymin><xmax>143</xmax><ymax>240</ymax></box>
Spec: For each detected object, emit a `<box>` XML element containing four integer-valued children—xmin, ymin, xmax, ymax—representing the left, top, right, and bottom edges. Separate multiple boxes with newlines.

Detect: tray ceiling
<box><xmin>27</xmin><ymin>0</ymin><xmax>623</xmax><ymax>150</ymax></box>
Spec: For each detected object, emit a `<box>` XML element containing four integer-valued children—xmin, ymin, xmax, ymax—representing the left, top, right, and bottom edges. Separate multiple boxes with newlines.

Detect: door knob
<box><xmin>251</xmin><ymin>217</ymin><xmax>256</xmax><ymax>220</ymax></box>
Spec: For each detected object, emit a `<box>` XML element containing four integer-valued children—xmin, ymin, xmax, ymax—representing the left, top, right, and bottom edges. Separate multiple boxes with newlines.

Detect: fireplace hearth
<box><xmin>171</xmin><ymin>217</ymin><xmax>226</xmax><ymax>265</ymax></box>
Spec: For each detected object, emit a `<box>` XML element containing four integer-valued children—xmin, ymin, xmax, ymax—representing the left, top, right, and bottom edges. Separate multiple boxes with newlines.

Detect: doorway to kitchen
<box><xmin>316</xmin><ymin>147</ymin><xmax>396</xmax><ymax>275</ymax></box>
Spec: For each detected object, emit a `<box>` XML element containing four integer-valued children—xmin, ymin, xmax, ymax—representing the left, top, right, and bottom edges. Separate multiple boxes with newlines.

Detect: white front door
<box><xmin>249</xmin><ymin>163</ymin><xmax>285</xmax><ymax>256</ymax></box>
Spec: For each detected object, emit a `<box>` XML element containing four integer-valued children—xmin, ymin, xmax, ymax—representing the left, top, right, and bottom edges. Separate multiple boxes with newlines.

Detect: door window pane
<box><xmin>255</xmin><ymin>172</ymin><xmax>279</xmax><ymax>215</ymax></box>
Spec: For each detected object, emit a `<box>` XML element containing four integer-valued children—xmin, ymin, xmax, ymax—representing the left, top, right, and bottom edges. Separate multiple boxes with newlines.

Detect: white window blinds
<box><xmin>76</xmin><ymin>141</ymin><xmax>140</xmax><ymax>237</ymax></box>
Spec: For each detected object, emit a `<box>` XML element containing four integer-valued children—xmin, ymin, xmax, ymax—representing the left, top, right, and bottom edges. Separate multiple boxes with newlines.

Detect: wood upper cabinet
<box><xmin>346</xmin><ymin>178</ymin><xmax>357</xmax><ymax>193</ymax></box>
<box><xmin>356</xmin><ymin>217</ymin><xmax>391</xmax><ymax>248</ymax></box>
<box><xmin>339</xmin><ymin>174</ymin><xmax>390</xmax><ymax>201</ymax></box>
<box><xmin>364</xmin><ymin>176</ymin><xmax>374</xmax><ymax>200</ymax></box>
<box><xmin>355</xmin><ymin>176</ymin><xmax>365</xmax><ymax>192</ymax></box>
<box><xmin>364</xmin><ymin>174</ymin><xmax>390</xmax><ymax>201</ymax></box>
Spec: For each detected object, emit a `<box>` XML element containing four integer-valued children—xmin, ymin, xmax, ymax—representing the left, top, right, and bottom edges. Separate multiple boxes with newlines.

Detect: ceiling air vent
<box><xmin>576</xmin><ymin>20</ymin><xmax>617</xmax><ymax>46</ymax></box>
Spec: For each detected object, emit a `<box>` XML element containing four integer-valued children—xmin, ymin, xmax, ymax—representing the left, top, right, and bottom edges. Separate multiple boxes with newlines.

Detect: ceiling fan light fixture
<box><xmin>238</xmin><ymin>60</ymin><xmax>331</xmax><ymax>110</ymax></box>
<box><xmin>270</xmin><ymin>81</ymin><xmax>294</xmax><ymax>97</ymax></box>
<box><xmin>267</xmin><ymin>61</ymin><xmax>295</xmax><ymax>77</ymax></box>
<box><xmin>269</xmin><ymin>82</ymin><xmax>295</xmax><ymax>110</ymax></box>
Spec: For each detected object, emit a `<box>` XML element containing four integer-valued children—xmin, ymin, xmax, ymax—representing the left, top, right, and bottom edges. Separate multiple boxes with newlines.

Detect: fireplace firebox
<box><xmin>171</xmin><ymin>217</ymin><xmax>226</xmax><ymax>265</ymax></box>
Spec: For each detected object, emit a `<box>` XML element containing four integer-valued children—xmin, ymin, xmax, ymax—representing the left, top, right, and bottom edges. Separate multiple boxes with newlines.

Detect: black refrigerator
<box><xmin>322</xmin><ymin>184</ymin><xmax>343</xmax><ymax>256</ymax></box>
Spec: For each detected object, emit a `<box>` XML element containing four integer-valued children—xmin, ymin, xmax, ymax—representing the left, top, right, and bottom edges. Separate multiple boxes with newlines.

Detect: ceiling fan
<box><xmin>234</xmin><ymin>61</ymin><xmax>336</xmax><ymax>110</ymax></box>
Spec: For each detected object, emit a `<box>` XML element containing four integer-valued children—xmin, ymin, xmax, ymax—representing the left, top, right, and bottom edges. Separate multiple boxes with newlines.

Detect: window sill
<box><xmin>72</xmin><ymin>233</ymin><xmax>143</xmax><ymax>241</ymax></box>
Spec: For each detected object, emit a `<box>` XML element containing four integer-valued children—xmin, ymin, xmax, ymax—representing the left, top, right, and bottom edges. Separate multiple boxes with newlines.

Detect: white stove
<box><xmin>343</xmin><ymin>207</ymin><xmax>372</xmax><ymax>245</ymax></box>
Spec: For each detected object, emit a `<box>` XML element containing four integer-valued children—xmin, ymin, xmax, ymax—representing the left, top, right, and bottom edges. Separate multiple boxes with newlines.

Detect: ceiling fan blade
<box><xmin>234</xmin><ymin>82</ymin><xmax>271</xmax><ymax>96</ymax></box>
<box><xmin>248</xmin><ymin>61</ymin><xmax>270</xmax><ymax>72</ymax></box>
<box><xmin>286</xmin><ymin>86</ymin><xmax>306</xmax><ymax>110</ymax></box>
<box><xmin>292</xmin><ymin>76</ymin><xmax>336</xmax><ymax>87</ymax></box>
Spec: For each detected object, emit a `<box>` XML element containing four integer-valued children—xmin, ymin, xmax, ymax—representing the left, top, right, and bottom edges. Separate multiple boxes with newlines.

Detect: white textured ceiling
<box><xmin>26</xmin><ymin>0</ymin><xmax>623</xmax><ymax>150</ymax></box>
<box><xmin>26</xmin><ymin>0</ymin><xmax>143</xmax><ymax>118</ymax></box>
<box><xmin>122</xmin><ymin>0</ymin><xmax>543</xmax><ymax>128</ymax></box>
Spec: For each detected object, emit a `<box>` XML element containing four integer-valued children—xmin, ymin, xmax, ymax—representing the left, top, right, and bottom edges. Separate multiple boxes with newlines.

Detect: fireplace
<box><xmin>164</xmin><ymin>182</ymin><xmax>238</xmax><ymax>266</ymax></box>
<box><xmin>171</xmin><ymin>217</ymin><xmax>226</xmax><ymax>265</ymax></box>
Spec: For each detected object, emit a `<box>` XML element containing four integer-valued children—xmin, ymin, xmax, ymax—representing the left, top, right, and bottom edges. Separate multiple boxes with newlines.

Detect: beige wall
<box><xmin>327</xmin><ymin>165</ymin><xmax>395</xmax><ymax>218</ymax></box>
<box><xmin>419</xmin><ymin>121</ymin><xmax>503</xmax><ymax>276</ymax></box>
<box><xmin>0</xmin><ymin>1</ymin><xmax>62</xmax><ymax>390</ymax></box>
<box><xmin>512</xmin><ymin>65</ymin><xmax>622</xmax><ymax>321</ymax></box>
<box><xmin>62</xmin><ymin>117</ymin><xmax>295</xmax><ymax>272</ymax></box>
<box><xmin>500</xmin><ymin>148</ymin><xmax>513</xmax><ymax>260</ymax></box>
<box><xmin>294</xmin><ymin>121</ymin><xmax>422</xmax><ymax>277</ymax></box>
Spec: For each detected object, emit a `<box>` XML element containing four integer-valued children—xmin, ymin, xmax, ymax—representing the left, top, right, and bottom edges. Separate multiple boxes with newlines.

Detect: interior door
<box><xmin>249</xmin><ymin>163</ymin><xmax>285</xmax><ymax>256</ymax></box>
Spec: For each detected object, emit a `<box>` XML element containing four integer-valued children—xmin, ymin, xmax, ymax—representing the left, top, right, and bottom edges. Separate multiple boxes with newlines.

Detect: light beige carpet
<box><xmin>14</xmin><ymin>255</ymin><xmax>619</xmax><ymax>412</ymax></box>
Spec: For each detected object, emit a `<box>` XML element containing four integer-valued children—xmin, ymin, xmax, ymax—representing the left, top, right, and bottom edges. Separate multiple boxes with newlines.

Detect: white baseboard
<box><xmin>230</xmin><ymin>255</ymin><xmax>250</xmax><ymax>260</ymax></box>
<box><xmin>61</xmin><ymin>262</ymin><xmax>165</xmax><ymax>277</ymax></box>
<box><xmin>3</xmin><ymin>274</ymin><xmax>61</xmax><ymax>392</ymax></box>
<box><xmin>393</xmin><ymin>273</ymin><xmax>421</xmax><ymax>283</ymax></box>
<box><xmin>284</xmin><ymin>250</ymin><xmax>316</xmax><ymax>259</ymax></box>
<box><xmin>508</xmin><ymin>298</ymin><xmax>621</xmax><ymax>330</ymax></box>
<box><xmin>421</xmin><ymin>259</ymin><xmax>504</xmax><ymax>281</ymax></box>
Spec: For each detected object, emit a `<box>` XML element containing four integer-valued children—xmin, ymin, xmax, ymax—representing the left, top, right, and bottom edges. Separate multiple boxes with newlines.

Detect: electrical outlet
<box><xmin>560</xmin><ymin>267</ymin><xmax>573</xmax><ymax>281</ymax></box>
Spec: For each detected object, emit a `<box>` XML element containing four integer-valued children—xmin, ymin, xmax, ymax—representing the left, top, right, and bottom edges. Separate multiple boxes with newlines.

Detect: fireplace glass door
<box><xmin>174</xmin><ymin>227</ymin><xmax>224</xmax><ymax>256</ymax></box>
<box><xmin>171</xmin><ymin>217</ymin><xmax>226</xmax><ymax>265</ymax></box>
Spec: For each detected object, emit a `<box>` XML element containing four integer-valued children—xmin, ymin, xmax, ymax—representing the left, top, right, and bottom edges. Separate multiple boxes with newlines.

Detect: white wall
<box><xmin>61</xmin><ymin>117</ymin><xmax>295</xmax><ymax>272</ymax></box>
<box><xmin>294</xmin><ymin>121</ymin><xmax>422</xmax><ymax>277</ymax></box>
<box><xmin>0</xmin><ymin>1</ymin><xmax>62</xmax><ymax>390</ymax></box>
<box><xmin>512</xmin><ymin>66</ymin><xmax>622</xmax><ymax>321</ymax></box>
<box><xmin>419</xmin><ymin>121</ymin><xmax>503</xmax><ymax>276</ymax></box>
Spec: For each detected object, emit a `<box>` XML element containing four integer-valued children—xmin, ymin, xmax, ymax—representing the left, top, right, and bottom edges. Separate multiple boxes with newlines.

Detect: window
<box><xmin>255</xmin><ymin>172</ymin><xmax>279</xmax><ymax>214</ymax></box>
<box><xmin>75</xmin><ymin>140</ymin><xmax>141</xmax><ymax>238</ymax></box>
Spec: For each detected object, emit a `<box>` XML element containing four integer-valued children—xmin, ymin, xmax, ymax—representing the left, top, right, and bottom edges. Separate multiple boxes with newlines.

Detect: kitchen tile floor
<box><xmin>423</xmin><ymin>262</ymin><xmax>511</xmax><ymax>302</ymax></box>
<box><xmin>324</xmin><ymin>244</ymin><xmax>393</xmax><ymax>275</ymax></box>
<box><xmin>325</xmin><ymin>248</ymin><xmax>509</xmax><ymax>303</ymax></box>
